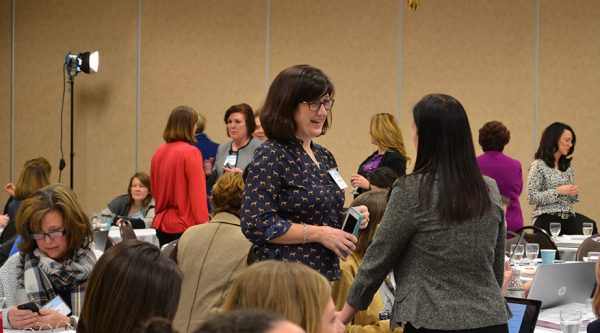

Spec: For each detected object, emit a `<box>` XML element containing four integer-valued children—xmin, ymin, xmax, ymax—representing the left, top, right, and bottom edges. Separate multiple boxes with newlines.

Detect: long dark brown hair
<box><xmin>534</xmin><ymin>122</ymin><xmax>575</xmax><ymax>172</ymax></box>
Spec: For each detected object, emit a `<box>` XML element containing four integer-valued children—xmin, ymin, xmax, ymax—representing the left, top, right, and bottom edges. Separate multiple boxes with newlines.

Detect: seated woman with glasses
<box><xmin>0</xmin><ymin>183</ymin><xmax>96</xmax><ymax>330</ymax></box>
<box><xmin>101</xmin><ymin>172</ymin><xmax>155</xmax><ymax>229</ymax></box>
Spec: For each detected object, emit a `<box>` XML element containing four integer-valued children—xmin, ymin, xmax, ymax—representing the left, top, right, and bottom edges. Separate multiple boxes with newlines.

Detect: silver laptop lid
<box><xmin>527</xmin><ymin>262</ymin><xmax>596</xmax><ymax>309</ymax></box>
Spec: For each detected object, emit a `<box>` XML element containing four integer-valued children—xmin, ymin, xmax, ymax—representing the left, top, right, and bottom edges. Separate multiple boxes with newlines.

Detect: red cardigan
<box><xmin>150</xmin><ymin>141</ymin><xmax>209</xmax><ymax>233</ymax></box>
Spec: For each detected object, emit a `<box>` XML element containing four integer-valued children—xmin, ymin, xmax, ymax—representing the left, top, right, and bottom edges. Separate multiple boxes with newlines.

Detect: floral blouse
<box><xmin>527</xmin><ymin>159</ymin><xmax>578</xmax><ymax>219</ymax></box>
<box><xmin>241</xmin><ymin>139</ymin><xmax>345</xmax><ymax>280</ymax></box>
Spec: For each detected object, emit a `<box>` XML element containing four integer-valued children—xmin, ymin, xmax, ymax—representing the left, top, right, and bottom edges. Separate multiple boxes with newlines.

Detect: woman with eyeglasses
<box><xmin>240</xmin><ymin>65</ymin><xmax>369</xmax><ymax>281</ymax></box>
<box><xmin>350</xmin><ymin>113</ymin><xmax>410</xmax><ymax>197</ymax></box>
<box><xmin>0</xmin><ymin>183</ymin><xmax>96</xmax><ymax>330</ymax></box>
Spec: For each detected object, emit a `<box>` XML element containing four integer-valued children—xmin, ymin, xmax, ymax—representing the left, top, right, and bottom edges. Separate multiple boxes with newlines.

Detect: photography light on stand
<box><xmin>64</xmin><ymin>51</ymin><xmax>99</xmax><ymax>189</ymax></box>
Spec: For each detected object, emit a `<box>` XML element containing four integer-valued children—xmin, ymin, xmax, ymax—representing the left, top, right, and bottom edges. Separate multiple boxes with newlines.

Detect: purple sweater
<box><xmin>477</xmin><ymin>151</ymin><xmax>524</xmax><ymax>232</ymax></box>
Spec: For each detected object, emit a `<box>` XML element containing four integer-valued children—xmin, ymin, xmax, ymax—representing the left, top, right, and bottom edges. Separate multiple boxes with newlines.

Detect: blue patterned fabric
<box><xmin>241</xmin><ymin>139</ymin><xmax>345</xmax><ymax>280</ymax></box>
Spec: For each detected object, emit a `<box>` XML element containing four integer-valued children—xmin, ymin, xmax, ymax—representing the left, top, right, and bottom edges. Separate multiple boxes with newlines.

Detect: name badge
<box><xmin>327</xmin><ymin>168</ymin><xmax>348</xmax><ymax>190</ymax></box>
<box><xmin>224</xmin><ymin>154</ymin><xmax>238</xmax><ymax>168</ymax></box>
<box><xmin>42</xmin><ymin>295</ymin><xmax>71</xmax><ymax>316</ymax></box>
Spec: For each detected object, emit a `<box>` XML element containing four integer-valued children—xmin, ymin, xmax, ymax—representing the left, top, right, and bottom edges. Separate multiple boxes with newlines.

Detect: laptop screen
<box><xmin>506</xmin><ymin>297</ymin><xmax>542</xmax><ymax>333</ymax></box>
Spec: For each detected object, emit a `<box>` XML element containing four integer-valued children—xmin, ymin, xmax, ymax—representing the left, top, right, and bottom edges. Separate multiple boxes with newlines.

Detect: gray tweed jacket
<box><xmin>347</xmin><ymin>175</ymin><xmax>509</xmax><ymax>330</ymax></box>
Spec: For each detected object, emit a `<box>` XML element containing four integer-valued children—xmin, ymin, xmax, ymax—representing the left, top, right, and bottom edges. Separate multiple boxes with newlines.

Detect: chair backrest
<box><xmin>161</xmin><ymin>239</ymin><xmax>178</xmax><ymax>263</ymax></box>
<box><xmin>515</xmin><ymin>225</ymin><xmax>560</xmax><ymax>260</ymax></box>
<box><xmin>506</xmin><ymin>230</ymin><xmax>524</xmax><ymax>255</ymax></box>
<box><xmin>576</xmin><ymin>234</ymin><xmax>600</xmax><ymax>261</ymax></box>
<box><xmin>119</xmin><ymin>222</ymin><xmax>137</xmax><ymax>240</ymax></box>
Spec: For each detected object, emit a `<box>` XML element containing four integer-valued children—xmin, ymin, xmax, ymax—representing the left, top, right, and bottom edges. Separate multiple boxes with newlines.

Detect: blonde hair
<box><xmin>370</xmin><ymin>113</ymin><xmax>410</xmax><ymax>162</ymax></box>
<box><xmin>14</xmin><ymin>157</ymin><xmax>52</xmax><ymax>200</ymax></box>
<box><xmin>210</xmin><ymin>172</ymin><xmax>244</xmax><ymax>217</ymax></box>
<box><xmin>223</xmin><ymin>261</ymin><xmax>330</xmax><ymax>333</ymax></box>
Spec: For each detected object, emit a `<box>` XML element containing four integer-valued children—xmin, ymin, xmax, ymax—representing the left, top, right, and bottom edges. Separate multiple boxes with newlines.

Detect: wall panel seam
<box><xmin>264</xmin><ymin>0</ymin><xmax>270</xmax><ymax>94</ymax></box>
<box><xmin>136</xmin><ymin>0</ymin><xmax>141</xmax><ymax>171</ymax></box>
<box><xmin>397</xmin><ymin>0</ymin><xmax>404</xmax><ymax>123</ymax></box>
<box><xmin>532</xmin><ymin>0</ymin><xmax>540</xmax><ymax>156</ymax></box>
<box><xmin>10</xmin><ymin>0</ymin><xmax>15</xmax><ymax>180</ymax></box>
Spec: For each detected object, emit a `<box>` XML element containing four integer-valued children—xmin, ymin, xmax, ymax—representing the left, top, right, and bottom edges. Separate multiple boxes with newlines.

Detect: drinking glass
<box><xmin>587</xmin><ymin>298</ymin><xmax>596</xmax><ymax>321</ymax></box>
<box><xmin>583</xmin><ymin>223</ymin><xmax>594</xmax><ymax>237</ymax></box>
<box><xmin>550</xmin><ymin>223</ymin><xmax>562</xmax><ymax>240</ymax></box>
<box><xmin>525</xmin><ymin>243</ymin><xmax>539</xmax><ymax>265</ymax></box>
<box><xmin>513</xmin><ymin>244</ymin><xmax>524</xmax><ymax>265</ymax></box>
<box><xmin>560</xmin><ymin>309</ymin><xmax>581</xmax><ymax>333</ymax></box>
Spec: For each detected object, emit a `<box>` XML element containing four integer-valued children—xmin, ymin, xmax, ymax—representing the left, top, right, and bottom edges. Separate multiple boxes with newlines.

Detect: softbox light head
<box><xmin>65</xmin><ymin>51</ymin><xmax>99</xmax><ymax>76</ymax></box>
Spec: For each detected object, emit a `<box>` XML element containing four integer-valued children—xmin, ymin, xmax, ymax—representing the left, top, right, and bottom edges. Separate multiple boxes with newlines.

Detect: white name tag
<box><xmin>224</xmin><ymin>154</ymin><xmax>238</xmax><ymax>168</ymax></box>
<box><xmin>42</xmin><ymin>295</ymin><xmax>71</xmax><ymax>316</ymax></box>
<box><xmin>327</xmin><ymin>168</ymin><xmax>348</xmax><ymax>190</ymax></box>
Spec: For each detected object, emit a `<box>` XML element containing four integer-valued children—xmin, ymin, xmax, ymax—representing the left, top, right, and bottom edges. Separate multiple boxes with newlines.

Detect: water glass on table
<box><xmin>583</xmin><ymin>223</ymin><xmax>594</xmax><ymax>237</ymax></box>
<box><xmin>512</xmin><ymin>244</ymin><xmax>525</xmax><ymax>265</ymax></box>
<box><xmin>525</xmin><ymin>243</ymin><xmax>539</xmax><ymax>266</ymax></box>
<box><xmin>560</xmin><ymin>309</ymin><xmax>581</xmax><ymax>333</ymax></box>
<box><xmin>550</xmin><ymin>222</ymin><xmax>562</xmax><ymax>240</ymax></box>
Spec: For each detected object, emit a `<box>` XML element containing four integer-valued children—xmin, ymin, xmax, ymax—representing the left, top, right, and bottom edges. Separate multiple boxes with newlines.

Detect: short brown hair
<box><xmin>478</xmin><ymin>121</ymin><xmax>510</xmax><ymax>152</ymax></box>
<box><xmin>16</xmin><ymin>183</ymin><xmax>93</xmax><ymax>258</ymax></box>
<box><xmin>196</xmin><ymin>113</ymin><xmax>207</xmax><ymax>134</ymax></box>
<box><xmin>350</xmin><ymin>189</ymin><xmax>389</xmax><ymax>256</ymax></box>
<box><xmin>224</xmin><ymin>103</ymin><xmax>256</xmax><ymax>139</ymax></box>
<box><xmin>223</xmin><ymin>261</ymin><xmax>330</xmax><ymax>333</ymax></box>
<box><xmin>14</xmin><ymin>157</ymin><xmax>52</xmax><ymax>200</ymax></box>
<box><xmin>261</xmin><ymin>65</ymin><xmax>334</xmax><ymax>141</ymax></box>
<box><xmin>163</xmin><ymin>105</ymin><xmax>198</xmax><ymax>143</ymax></box>
<box><xmin>78</xmin><ymin>241</ymin><xmax>183</xmax><ymax>333</ymax></box>
<box><xmin>127</xmin><ymin>172</ymin><xmax>152</xmax><ymax>207</ymax></box>
<box><xmin>210</xmin><ymin>172</ymin><xmax>244</xmax><ymax>217</ymax></box>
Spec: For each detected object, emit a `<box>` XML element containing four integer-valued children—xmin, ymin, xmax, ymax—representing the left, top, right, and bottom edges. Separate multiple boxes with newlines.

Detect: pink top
<box><xmin>150</xmin><ymin>141</ymin><xmax>209</xmax><ymax>233</ymax></box>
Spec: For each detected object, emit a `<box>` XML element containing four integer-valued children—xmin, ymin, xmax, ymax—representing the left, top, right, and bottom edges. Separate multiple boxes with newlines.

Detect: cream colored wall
<box><xmin>2</xmin><ymin>0</ymin><xmax>599</xmax><ymax>223</ymax></box>
<box><xmin>0</xmin><ymin>0</ymin><xmax>11</xmax><ymax>206</ymax></box>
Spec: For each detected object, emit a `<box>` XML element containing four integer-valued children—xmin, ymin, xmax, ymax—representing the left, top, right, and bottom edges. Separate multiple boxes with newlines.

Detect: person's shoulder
<box><xmin>385</xmin><ymin>150</ymin><xmax>405</xmax><ymax>160</ymax></box>
<box><xmin>588</xmin><ymin>318</ymin><xmax>600</xmax><ymax>332</ymax></box>
<box><xmin>1</xmin><ymin>252</ymin><xmax>21</xmax><ymax>275</ymax></box>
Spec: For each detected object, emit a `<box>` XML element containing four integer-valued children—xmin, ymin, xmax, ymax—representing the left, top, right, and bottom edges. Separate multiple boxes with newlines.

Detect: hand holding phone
<box><xmin>341</xmin><ymin>207</ymin><xmax>363</xmax><ymax>237</ymax></box>
<box><xmin>17</xmin><ymin>302</ymin><xmax>40</xmax><ymax>313</ymax></box>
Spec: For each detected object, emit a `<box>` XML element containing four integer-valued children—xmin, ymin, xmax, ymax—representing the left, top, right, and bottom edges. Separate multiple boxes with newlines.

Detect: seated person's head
<box><xmin>194</xmin><ymin>310</ymin><xmax>305</xmax><ymax>333</ymax></box>
<box><xmin>14</xmin><ymin>157</ymin><xmax>52</xmax><ymax>200</ymax></box>
<box><xmin>367</xmin><ymin>167</ymin><xmax>398</xmax><ymax>190</ymax></box>
<box><xmin>223</xmin><ymin>260</ymin><xmax>342</xmax><ymax>333</ymax></box>
<box><xmin>351</xmin><ymin>189</ymin><xmax>389</xmax><ymax>256</ymax></box>
<box><xmin>79</xmin><ymin>240</ymin><xmax>183</xmax><ymax>333</ymax></box>
<box><xmin>127</xmin><ymin>172</ymin><xmax>152</xmax><ymax>206</ymax></box>
<box><xmin>210</xmin><ymin>172</ymin><xmax>244</xmax><ymax>217</ymax></box>
<box><xmin>16</xmin><ymin>183</ymin><xmax>93</xmax><ymax>261</ymax></box>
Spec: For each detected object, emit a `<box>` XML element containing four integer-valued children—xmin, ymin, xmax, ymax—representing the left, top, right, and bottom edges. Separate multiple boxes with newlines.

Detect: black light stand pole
<box><xmin>69</xmin><ymin>75</ymin><xmax>75</xmax><ymax>189</ymax></box>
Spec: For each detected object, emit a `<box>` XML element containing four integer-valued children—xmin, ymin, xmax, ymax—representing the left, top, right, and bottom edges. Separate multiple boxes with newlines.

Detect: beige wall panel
<box><xmin>403</xmin><ymin>0</ymin><xmax>536</xmax><ymax>222</ymax></box>
<box><xmin>140</xmin><ymin>0</ymin><xmax>266</xmax><ymax>172</ymax></box>
<box><xmin>539</xmin><ymin>0</ymin><xmax>600</xmax><ymax>222</ymax></box>
<box><xmin>270</xmin><ymin>0</ymin><xmax>400</xmax><ymax>205</ymax></box>
<box><xmin>0</xmin><ymin>0</ymin><xmax>10</xmax><ymax>205</ymax></box>
<box><xmin>14</xmin><ymin>0</ymin><xmax>138</xmax><ymax>212</ymax></box>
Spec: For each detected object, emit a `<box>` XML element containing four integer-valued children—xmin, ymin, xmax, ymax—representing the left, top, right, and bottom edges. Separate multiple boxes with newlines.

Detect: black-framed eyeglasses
<box><xmin>30</xmin><ymin>229</ymin><xmax>67</xmax><ymax>240</ymax></box>
<box><xmin>302</xmin><ymin>99</ymin><xmax>334</xmax><ymax>112</ymax></box>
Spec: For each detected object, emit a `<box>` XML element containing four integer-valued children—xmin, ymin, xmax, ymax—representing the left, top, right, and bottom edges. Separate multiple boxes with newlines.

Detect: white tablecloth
<box><xmin>108</xmin><ymin>227</ymin><xmax>160</xmax><ymax>247</ymax></box>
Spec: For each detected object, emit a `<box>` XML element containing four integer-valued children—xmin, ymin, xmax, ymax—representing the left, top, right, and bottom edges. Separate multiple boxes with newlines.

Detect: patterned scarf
<box><xmin>17</xmin><ymin>247</ymin><xmax>96</xmax><ymax>316</ymax></box>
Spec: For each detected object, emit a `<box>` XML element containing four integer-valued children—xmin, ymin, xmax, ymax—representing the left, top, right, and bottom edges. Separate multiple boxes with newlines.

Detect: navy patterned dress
<box><xmin>241</xmin><ymin>139</ymin><xmax>345</xmax><ymax>280</ymax></box>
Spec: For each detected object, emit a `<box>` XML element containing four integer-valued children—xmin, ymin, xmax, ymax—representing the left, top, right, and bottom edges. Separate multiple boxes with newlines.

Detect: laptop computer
<box><xmin>93</xmin><ymin>230</ymin><xmax>110</xmax><ymax>252</ymax></box>
<box><xmin>506</xmin><ymin>297</ymin><xmax>542</xmax><ymax>333</ymax></box>
<box><xmin>527</xmin><ymin>262</ymin><xmax>596</xmax><ymax>309</ymax></box>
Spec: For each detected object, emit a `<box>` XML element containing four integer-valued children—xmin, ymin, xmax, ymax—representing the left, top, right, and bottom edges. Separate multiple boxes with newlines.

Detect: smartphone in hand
<box><xmin>341</xmin><ymin>207</ymin><xmax>362</xmax><ymax>237</ymax></box>
<box><xmin>17</xmin><ymin>302</ymin><xmax>40</xmax><ymax>313</ymax></box>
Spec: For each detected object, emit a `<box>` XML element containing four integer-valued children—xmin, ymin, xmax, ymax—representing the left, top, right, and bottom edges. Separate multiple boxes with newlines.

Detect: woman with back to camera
<box><xmin>206</xmin><ymin>103</ymin><xmax>264</xmax><ymax>184</ymax></box>
<box><xmin>527</xmin><ymin>122</ymin><xmax>578</xmax><ymax>235</ymax></box>
<box><xmin>0</xmin><ymin>183</ymin><xmax>96</xmax><ymax>330</ymax></box>
<box><xmin>350</xmin><ymin>113</ymin><xmax>409</xmax><ymax>196</ymax></box>
<box><xmin>223</xmin><ymin>260</ymin><xmax>344</xmax><ymax>333</ymax></box>
<box><xmin>101</xmin><ymin>172</ymin><xmax>155</xmax><ymax>229</ymax></box>
<box><xmin>587</xmin><ymin>261</ymin><xmax>600</xmax><ymax>333</ymax></box>
<box><xmin>339</xmin><ymin>94</ymin><xmax>508</xmax><ymax>333</ymax></box>
<box><xmin>151</xmin><ymin>105</ymin><xmax>209</xmax><ymax>246</ymax></box>
<box><xmin>77</xmin><ymin>240</ymin><xmax>182</xmax><ymax>333</ymax></box>
<box><xmin>241</xmin><ymin>64</ymin><xmax>369</xmax><ymax>281</ymax></box>
<box><xmin>476</xmin><ymin>121</ymin><xmax>524</xmax><ymax>232</ymax></box>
